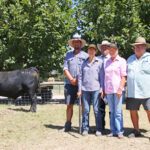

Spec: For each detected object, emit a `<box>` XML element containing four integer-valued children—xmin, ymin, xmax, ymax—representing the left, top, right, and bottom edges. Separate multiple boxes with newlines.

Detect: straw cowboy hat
<box><xmin>97</xmin><ymin>40</ymin><xmax>110</xmax><ymax>50</ymax></box>
<box><xmin>131</xmin><ymin>37</ymin><xmax>150</xmax><ymax>48</ymax></box>
<box><xmin>68</xmin><ymin>33</ymin><xmax>86</xmax><ymax>48</ymax></box>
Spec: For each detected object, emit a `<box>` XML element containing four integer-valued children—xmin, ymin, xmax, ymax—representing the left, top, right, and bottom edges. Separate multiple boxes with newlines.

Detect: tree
<box><xmin>75</xmin><ymin>0</ymin><xmax>150</xmax><ymax>58</ymax></box>
<box><xmin>0</xmin><ymin>0</ymin><xmax>77</xmax><ymax>78</ymax></box>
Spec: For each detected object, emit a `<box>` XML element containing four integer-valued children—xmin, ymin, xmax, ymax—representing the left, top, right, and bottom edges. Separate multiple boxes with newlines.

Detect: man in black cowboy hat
<box><xmin>63</xmin><ymin>33</ymin><xmax>88</xmax><ymax>131</ymax></box>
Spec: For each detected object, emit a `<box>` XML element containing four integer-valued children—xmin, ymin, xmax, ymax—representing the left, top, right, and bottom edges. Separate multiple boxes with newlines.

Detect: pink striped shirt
<box><xmin>104</xmin><ymin>55</ymin><xmax>127</xmax><ymax>94</ymax></box>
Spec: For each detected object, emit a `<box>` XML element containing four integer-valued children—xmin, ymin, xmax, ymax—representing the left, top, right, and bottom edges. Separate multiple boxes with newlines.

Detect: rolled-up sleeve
<box><xmin>120</xmin><ymin>59</ymin><xmax>127</xmax><ymax>77</ymax></box>
<box><xmin>63</xmin><ymin>54</ymin><xmax>69</xmax><ymax>71</ymax></box>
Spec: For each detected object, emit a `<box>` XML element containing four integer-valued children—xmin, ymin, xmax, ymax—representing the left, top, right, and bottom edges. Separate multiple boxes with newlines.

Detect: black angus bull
<box><xmin>0</xmin><ymin>67</ymin><xmax>39</xmax><ymax>112</ymax></box>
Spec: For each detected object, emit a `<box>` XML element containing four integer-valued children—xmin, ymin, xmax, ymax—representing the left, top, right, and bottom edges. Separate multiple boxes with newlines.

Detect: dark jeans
<box><xmin>82</xmin><ymin>90</ymin><xmax>102</xmax><ymax>132</ymax></box>
<box><xmin>100</xmin><ymin>98</ymin><xmax>106</xmax><ymax>129</ymax></box>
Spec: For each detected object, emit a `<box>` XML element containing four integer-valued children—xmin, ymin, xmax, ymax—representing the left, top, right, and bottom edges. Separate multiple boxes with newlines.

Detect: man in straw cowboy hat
<box><xmin>97</xmin><ymin>40</ymin><xmax>110</xmax><ymax>130</ymax></box>
<box><xmin>62</xmin><ymin>33</ymin><xmax>88</xmax><ymax>132</ymax></box>
<box><xmin>126</xmin><ymin>37</ymin><xmax>150</xmax><ymax>138</ymax></box>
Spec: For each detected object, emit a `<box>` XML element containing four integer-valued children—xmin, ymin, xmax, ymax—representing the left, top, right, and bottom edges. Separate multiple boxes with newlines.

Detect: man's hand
<box><xmin>70</xmin><ymin>78</ymin><xmax>78</xmax><ymax>86</ymax></box>
<box><xmin>77</xmin><ymin>91</ymin><xmax>82</xmax><ymax>98</ymax></box>
<box><xmin>117</xmin><ymin>88</ymin><xmax>122</xmax><ymax>99</ymax></box>
<box><xmin>64</xmin><ymin>70</ymin><xmax>78</xmax><ymax>86</ymax></box>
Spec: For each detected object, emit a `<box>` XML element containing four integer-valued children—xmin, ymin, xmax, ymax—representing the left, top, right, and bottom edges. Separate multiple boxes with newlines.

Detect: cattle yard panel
<box><xmin>0</xmin><ymin>82</ymin><xmax>64</xmax><ymax>105</ymax></box>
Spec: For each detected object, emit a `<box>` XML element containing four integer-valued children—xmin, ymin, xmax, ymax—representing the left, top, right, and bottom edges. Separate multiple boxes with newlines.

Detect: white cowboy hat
<box><xmin>68</xmin><ymin>33</ymin><xmax>86</xmax><ymax>48</ymax></box>
<box><xmin>97</xmin><ymin>40</ymin><xmax>110</xmax><ymax>50</ymax></box>
<box><xmin>131</xmin><ymin>37</ymin><xmax>150</xmax><ymax>48</ymax></box>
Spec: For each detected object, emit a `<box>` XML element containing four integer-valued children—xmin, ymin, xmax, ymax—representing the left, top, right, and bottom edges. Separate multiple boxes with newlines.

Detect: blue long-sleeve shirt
<box><xmin>78</xmin><ymin>57</ymin><xmax>104</xmax><ymax>92</ymax></box>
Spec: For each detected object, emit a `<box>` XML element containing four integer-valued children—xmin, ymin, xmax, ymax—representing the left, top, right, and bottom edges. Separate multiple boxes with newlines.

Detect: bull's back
<box><xmin>0</xmin><ymin>67</ymin><xmax>39</xmax><ymax>98</ymax></box>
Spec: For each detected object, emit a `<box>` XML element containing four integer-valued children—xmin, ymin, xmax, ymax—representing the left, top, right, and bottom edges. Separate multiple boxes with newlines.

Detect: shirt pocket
<box><xmin>78</xmin><ymin>57</ymin><xmax>86</xmax><ymax>66</ymax></box>
<box><xmin>82</xmin><ymin>66</ymin><xmax>89</xmax><ymax>82</ymax></box>
<box><xmin>68</xmin><ymin>58</ymin><xmax>74</xmax><ymax>66</ymax></box>
<box><xmin>127</xmin><ymin>63</ymin><xmax>135</xmax><ymax>78</ymax></box>
<box><xmin>127</xmin><ymin>63</ymin><xmax>134</xmax><ymax>72</ymax></box>
<box><xmin>141</xmin><ymin>61</ymin><xmax>150</xmax><ymax>74</ymax></box>
<box><xmin>113</xmin><ymin>63</ymin><xmax>120</xmax><ymax>74</ymax></box>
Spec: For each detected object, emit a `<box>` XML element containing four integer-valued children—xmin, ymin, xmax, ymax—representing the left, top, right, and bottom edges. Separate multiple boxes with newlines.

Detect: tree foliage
<box><xmin>75</xmin><ymin>0</ymin><xmax>150</xmax><ymax>58</ymax></box>
<box><xmin>0</xmin><ymin>0</ymin><xmax>77</xmax><ymax>78</ymax></box>
<box><xmin>0</xmin><ymin>0</ymin><xmax>150</xmax><ymax>79</ymax></box>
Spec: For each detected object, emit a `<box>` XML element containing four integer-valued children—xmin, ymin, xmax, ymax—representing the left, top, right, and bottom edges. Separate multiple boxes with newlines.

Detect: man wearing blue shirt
<box><xmin>63</xmin><ymin>34</ymin><xmax>88</xmax><ymax>132</ymax></box>
<box><xmin>97</xmin><ymin>40</ymin><xmax>110</xmax><ymax>130</ymax></box>
<box><xmin>127</xmin><ymin>37</ymin><xmax>150</xmax><ymax>138</ymax></box>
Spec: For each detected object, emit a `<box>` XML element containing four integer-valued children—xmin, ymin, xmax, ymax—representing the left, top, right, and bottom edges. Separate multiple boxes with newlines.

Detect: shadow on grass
<box><xmin>44</xmin><ymin>124</ymin><xmax>150</xmax><ymax>139</ymax></box>
<box><xmin>44</xmin><ymin>124</ymin><xmax>80</xmax><ymax>138</ymax></box>
<box><xmin>44</xmin><ymin>124</ymin><xmax>79</xmax><ymax>133</ymax></box>
<box><xmin>44</xmin><ymin>124</ymin><xmax>110</xmax><ymax>135</ymax></box>
<box><xmin>8</xmin><ymin>107</ymin><xmax>30</xmax><ymax>112</ymax></box>
<box><xmin>123</xmin><ymin>127</ymin><xmax>150</xmax><ymax>139</ymax></box>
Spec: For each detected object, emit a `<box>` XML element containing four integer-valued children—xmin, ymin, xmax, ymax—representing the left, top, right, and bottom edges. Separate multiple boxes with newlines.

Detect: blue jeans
<box><xmin>82</xmin><ymin>90</ymin><xmax>102</xmax><ymax>132</ymax></box>
<box><xmin>106</xmin><ymin>92</ymin><xmax>125</xmax><ymax>135</ymax></box>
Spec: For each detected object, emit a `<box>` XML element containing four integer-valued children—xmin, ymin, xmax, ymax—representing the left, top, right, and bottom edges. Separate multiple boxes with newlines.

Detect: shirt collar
<box><xmin>141</xmin><ymin>52</ymin><xmax>150</xmax><ymax>59</ymax></box>
<box><xmin>101</xmin><ymin>54</ymin><xmax>110</xmax><ymax>58</ymax></box>
<box><xmin>85</xmin><ymin>56</ymin><xmax>99</xmax><ymax>64</ymax></box>
<box><xmin>134</xmin><ymin>52</ymin><xmax>150</xmax><ymax>60</ymax></box>
<box><xmin>115</xmin><ymin>55</ymin><xmax>121</xmax><ymax>60</ymax></box>
<box><xmin>72</xmin><ymin>49</ymin><xmax>82</xmax><ymax>56</ymax></box>
<box><xmin>108</xmin><ymin>55</ymin><xmax>121</xmax><ymax>62</ymax></box>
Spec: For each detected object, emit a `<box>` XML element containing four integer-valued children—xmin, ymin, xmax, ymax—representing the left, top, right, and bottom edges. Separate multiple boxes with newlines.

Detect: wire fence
<box><xmin>0</xmin><ymin>84</ymin><xmax>65</xmax><ymax>105</ymax></box>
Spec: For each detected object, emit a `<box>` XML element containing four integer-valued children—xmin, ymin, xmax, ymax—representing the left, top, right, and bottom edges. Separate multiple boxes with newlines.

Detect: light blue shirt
<box><xmin>97</xmin><ymin>54</ymin><xmax>110</xmax><ymax>68</ymax></box>
<box><xmin>63</xmin><ymin>50</ymin><xmax>88</xmax><ymax>85</ymax></box>
<box><xmin>78</xmin><ymin>57</ymin><xmax>104</xmax><ymax>92</ymax></box>
<box><xmin>127</xmin><ymin>52</ymin><xmax>150</xmax><ymax>98</ymax></box>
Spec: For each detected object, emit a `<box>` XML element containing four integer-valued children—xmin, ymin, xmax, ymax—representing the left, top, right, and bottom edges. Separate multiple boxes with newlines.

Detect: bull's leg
<box><xmin>29</xmin><ymin>93</ymin><xmax>37</xmax><ymax>112</ymax></box>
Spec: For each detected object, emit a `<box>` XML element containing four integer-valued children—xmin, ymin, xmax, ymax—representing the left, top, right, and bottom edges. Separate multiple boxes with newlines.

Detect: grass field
<box><xmin>0</xmin><ymin>104</ymin><xmax>150</xmax><ymax>150</ymax></box>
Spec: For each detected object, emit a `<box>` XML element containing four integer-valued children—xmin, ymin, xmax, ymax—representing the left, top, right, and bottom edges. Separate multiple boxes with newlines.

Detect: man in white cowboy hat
<box><xmin>97</xmin><ymin>40</ymin><xmax>111</xmax><ymax>68</ymax></box>
<box><xmin>62</xmin><ymin>33</ymin><xmax>88</xmax><ymax>132</ymax></box>
<box><xmin>126</xmin><ymin>37</ymin><xmax>150</xmax><ymax>138</ymax></box>
<box><xmin>97</xmin><ymin>40</ymin><xmax>110</xmax><ymax>130</ymax></box>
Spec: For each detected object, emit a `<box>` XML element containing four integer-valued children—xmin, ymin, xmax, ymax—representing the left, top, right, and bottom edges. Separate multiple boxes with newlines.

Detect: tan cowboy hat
<box><xmin>68</xmin><ymin>33</ymin><xmax>86</xmax><ymax>48</ymax></box>
<box><xmin>97</xmin><ymin>40</ymin><xmax>110</xmax><ymax>50</ymax></box>
<box><xmin>131</xmin><ymin>37</ymin><xmax>150</xmax><ymax>48</ymax></box>
<box><xmin>88</xmin><ymin>44</ymin><xmax>97</xmax><ymax>50</ymax></box>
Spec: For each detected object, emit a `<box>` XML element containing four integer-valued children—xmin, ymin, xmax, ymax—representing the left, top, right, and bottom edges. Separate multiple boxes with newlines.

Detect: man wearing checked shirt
<box><xmin>62</xmin><ymin>33</ymin><xmax>88</xmax><ymax>132</ymax></box>
<box><xmin>127</xmin><ymin>37</ymin><xmax>150</xmax><ymax>138</ymax></box>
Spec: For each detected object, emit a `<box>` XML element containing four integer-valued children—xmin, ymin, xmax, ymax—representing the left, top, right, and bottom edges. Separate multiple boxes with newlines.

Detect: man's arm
<box><xmin>64</xmin><ymin>70</ymin><xmax>78</xmax><ymax>86</ymax></box>
<box><xmin>99</xmin><ymin>61</ymin><xmax>105</xmax><ymax>98</ymax></box>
